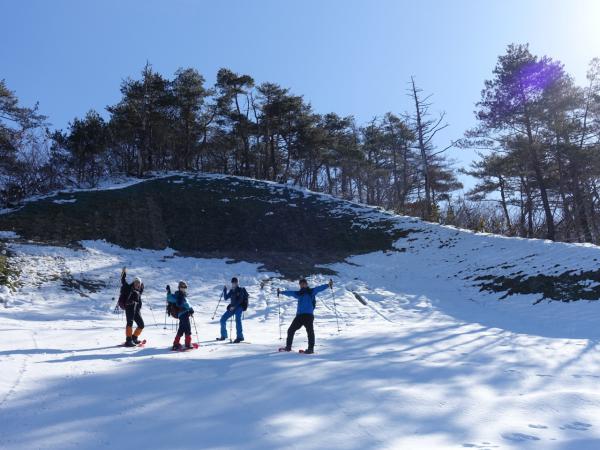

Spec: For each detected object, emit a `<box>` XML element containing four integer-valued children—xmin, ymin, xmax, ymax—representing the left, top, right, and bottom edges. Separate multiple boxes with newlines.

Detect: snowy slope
<box><xmin>2</xmin><ymin>177</ymin><xmax>600</xmax><ymax>449</ymax></box>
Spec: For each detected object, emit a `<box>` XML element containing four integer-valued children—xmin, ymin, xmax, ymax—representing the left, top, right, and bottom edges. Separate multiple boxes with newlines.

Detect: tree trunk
<box><xmin>570</xmin><ymin>161</ymin><xmax>593</xmax><ymax>242</ymax></box>
<box><xmin>498</xmin><ymin>175</ymin><xmax>512</xmax><ymax>233</ymax></box>
<box><xmin>554</xmin><ymin>141</ymin><xmax>575</xmax><ymax>241</ymax></box>
<box><xmin>411</xmin><ymin>77</ymin><xmax>432</xmax><ymax>220</ymax></box>
<box><xmin>524</xmin><ymin>114</ymin><xmax>554</xmax><ymax>240</ymax></box>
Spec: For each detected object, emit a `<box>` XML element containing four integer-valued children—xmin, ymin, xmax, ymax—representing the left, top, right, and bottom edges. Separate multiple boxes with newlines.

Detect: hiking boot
<box><xmin>233</xmin><ymin>338</ymin><xmax>244</xmax><ymax>343</ymax></box>
<box><xmin>185</xmin><ymin>335</ymin><xmax>193</xmax><ymax>349</ymax></box>
<box><xmin>303</xmin><ymin>348</ymin><xmax>314</xmax><ymax>354</ymax></box>
<box><xmin>172</xmin><ymin>343</ymin><xmax>183</xmax><ymax>351</ymax></box>
<box><xmin>216</xmin><ymin>337</ymin><xmax>226</xmax><ymax>341</ymax></box>
<box><xmin>124</xmin><ymin>337</ymin><xmax>136</xmax><ymax>347</ymax></box>
<box><xmin>132</xmin><ymin>336</ymin><xmax>141</xmax><ymax>345</ymax></box>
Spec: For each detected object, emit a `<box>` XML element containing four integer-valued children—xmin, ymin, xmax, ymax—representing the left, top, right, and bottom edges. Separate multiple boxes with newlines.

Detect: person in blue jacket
<box><xmin>217</xmin><ymin>277</ymin><xmax>249</xmax><ymax>343</ymax></box>
<box><xmin>166</xmin><ymin>280</ymin><xmax>194</xmax><ymax>350</ymax></box>
<box><xmin>278</xmin><ymin>278</ymin><xmax>333</xmax><ymax>354</ymax></box>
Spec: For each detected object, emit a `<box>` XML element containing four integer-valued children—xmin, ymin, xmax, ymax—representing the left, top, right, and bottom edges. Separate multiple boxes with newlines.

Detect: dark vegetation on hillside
<box><xmin>1</xmin><ymin>175</ymin><xmax>599</xmax><ymax>302</ymax></box>
<box><xmin>0</xmin><ymin>176</ymin><xmax>410</xmax><ymax>277</ymax></box>
<box><xmin>469</xmin><ymin>269</ymin><xmax>600</xmax><ymax>303</ymax></box>
<box><xmin>0</xmin><ymin>242</ymin><xmax>19</xmax><ymax>293</ymax></box>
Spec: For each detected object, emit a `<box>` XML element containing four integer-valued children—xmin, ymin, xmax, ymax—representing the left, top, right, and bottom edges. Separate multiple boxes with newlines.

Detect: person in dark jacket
<box><xmin>121</xmin><ymin>267</ymin><xmax>144</xmax><ymax>347</ymax></box>
<box><xmin>166</xmin><ymin>280</ymin><xmax>194</xmax><ymax>350</ymax></box>
<box><xmin>217</xmin><ymin>277</ymin><xmax>248</xmax><ymax>343</ymax></box>
<box><xmin>278</xmin><ymin>278</ymin><xmax>332</xmax><ymax>354</ymax></box>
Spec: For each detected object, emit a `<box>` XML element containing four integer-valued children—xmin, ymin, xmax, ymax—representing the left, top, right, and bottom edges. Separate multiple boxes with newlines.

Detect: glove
<box><xmin>189</xmin><ymin>308</ymin><xmax>194</xmax><ymax>316</ymax></box>
<box><xmin>228</xmin><ymin>305</ymin><xmax>235</xmax><ymax>312</ymax></box>
<box><xmin>166</xmin><ymin>285</ymin><xmax>171</xmax><ymax>292</ymax></box>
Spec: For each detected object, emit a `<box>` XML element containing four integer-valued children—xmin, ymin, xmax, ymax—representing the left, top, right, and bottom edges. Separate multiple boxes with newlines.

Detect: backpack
<box><xmin>117</xmin><ymin>284</ymin><xmax>131</xmax><ymax>310</ymax></box>
<box><xmin>241</xmin><ymin>288</ymin><xmax>249</xmax><ymax>311</ymax></box>
<box><xmin>166</xmin><ymin>302</ymin><xmax>180</xmax><ymax>319</ymax></box>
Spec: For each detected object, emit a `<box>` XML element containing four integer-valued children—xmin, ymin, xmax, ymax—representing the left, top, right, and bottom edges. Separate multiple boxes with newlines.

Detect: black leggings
<box><xmin>125</xmin><ymin>303</ymin><xmax>144</xmax><ymax>329</ymax></box>
<box><xmin>177</xmin><ymin>312</ymin><xmax>192</xmax><ymax>337</ymax></box>
<box><xmin>286</xmin><ymin>314</ymin><xmax>315</xmax><ymax>350</ymax></box>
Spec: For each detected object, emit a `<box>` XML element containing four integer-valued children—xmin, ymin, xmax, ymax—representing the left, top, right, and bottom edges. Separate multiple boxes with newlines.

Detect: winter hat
<box><xmin>133</xmin><ymin>277</ymin><xmax>142</xmax><ymax>284</ymax></box>
<box><xmin>231</xmin><ymin>277</ymin><xmax>239</xmax><ymax>283</ymax></box>
<box><xmin>178</xmin><ymin>280</ymin><xmax>188</xmax><ymax>289</ymax></box>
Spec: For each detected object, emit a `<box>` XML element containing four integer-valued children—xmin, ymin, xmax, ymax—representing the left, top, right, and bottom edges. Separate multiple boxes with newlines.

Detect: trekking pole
<box><xmin>111</xmin><ymin>271</ymin><xmax>121</xmax><ymax>314</ymax></box>
<box><xmin>147</xmin><ymin>302</ymin><xmax>158</xmax><ymax>327</ymax></box>
<box><xmin>112</xmin><ymin>266</ymin><xmax>125</xmax><ymax>315</ymax></box>
<box><xmin>330</xmin><ymin>279</ymin><xmax>341</xmax><ymax>333</ymax></box>
<box><xmin>164</xmin><ymin>286</ymin><xmax>170</xmax><ymax>330</ymax></box>
<box><xmin>277</xmin><ymin>288</ymin><xmax>282</xmax><ymax>340</ymax></box>
<box><xmin>229</xmin><ymin>314</ymin><xmax>233</xmax><ymax>343</ymax></box>
<box><xmin>112</xmin><ymin>276</ymin><xmax>120</xmax><ymax>315</ymax></box>
<box><xmin>191</xmin><ymin>315</ymin><xmax>200</xmax><ymax>345</ymax></box>
<box><xmin>211</xmin><ymin>290</ymin><xmax>224</xmax><ymax>320</ymax></box>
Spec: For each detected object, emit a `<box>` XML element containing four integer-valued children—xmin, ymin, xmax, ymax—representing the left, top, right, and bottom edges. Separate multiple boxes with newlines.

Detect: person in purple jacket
<box><xmin>278</xmin><ymin>278</ymin><xmax>333</xmax><ymax>354</ymax></box>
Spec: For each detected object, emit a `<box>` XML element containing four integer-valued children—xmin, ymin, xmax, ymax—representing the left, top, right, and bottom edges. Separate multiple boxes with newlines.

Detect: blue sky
<box><xmin>2</xmin><ymin>0</ymin><xmax>599</xmax><ymax>190</ymax></box>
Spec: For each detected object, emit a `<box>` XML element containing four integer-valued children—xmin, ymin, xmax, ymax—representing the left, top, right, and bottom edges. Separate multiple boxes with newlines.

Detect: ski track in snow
<box><xmin>2</xmin><ymin>212</ymin><xmax>600</xmax><ymax>448</ymax></box>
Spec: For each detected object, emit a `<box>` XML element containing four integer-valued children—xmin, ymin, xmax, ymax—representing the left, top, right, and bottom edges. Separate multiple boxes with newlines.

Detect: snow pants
<box><xmin>125</xmin><ymin>302</ymin><xmax>144</xmax><ymax>338</ymax></box>
<box><xmin>177</xmin><ymin>311</ymin><xmax>192</xmax><ymax>337</ymax></box>
<box><xmin>286</xmin><ymin>314</ymin><xmax>315</xmax><ymax>350</ymax></box>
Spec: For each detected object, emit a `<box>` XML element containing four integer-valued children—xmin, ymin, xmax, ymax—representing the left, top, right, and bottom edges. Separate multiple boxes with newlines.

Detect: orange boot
<box><xmin>132</xmin><ymin>327</ymin><xmax>143</xmax><ymax>345</ymax></box>
<box><xmin>124</xmin><ymin>326</ymin><xmax>135</xmax><ymax>347</ymax></box>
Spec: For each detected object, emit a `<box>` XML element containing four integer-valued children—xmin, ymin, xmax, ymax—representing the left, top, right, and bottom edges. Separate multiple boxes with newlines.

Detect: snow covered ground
<box><xmin>2</xmin><ymin>217</ymin><xmax>600</xmax><ymax>448</ymax></box>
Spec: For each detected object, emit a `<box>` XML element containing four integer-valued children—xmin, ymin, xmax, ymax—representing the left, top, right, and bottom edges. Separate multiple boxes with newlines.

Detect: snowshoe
<box><xmin>299</xmin><ymin>348</ymin><xmax>314</xmax><ymax>354</ymax></box>
<box><xmin>278</xmin><ymin>347</ymin><xmax>292</xmax><ymax>352</ymax></box>
<box><xmin>233</xmin><ymin>338</ymin><xmax>244</xmax><ymax>343</ymax></box>
<box><xmin>124</xmin><ymin>338</ymin><xmax>136</xmax><ymax>347</ymax></box>
<box><xmin>215</xmin><ymin>337</ymin><xmax>226</xmax><ymax>341</ymax></box>
<box><xmin>172</xmin><ymin>343</ymin><xmax>183</xmax><ymax>351</ymax></box>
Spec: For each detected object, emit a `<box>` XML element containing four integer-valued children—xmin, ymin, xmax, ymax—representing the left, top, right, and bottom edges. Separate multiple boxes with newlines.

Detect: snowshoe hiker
<box><xmin>278</xmin><ymin>278</ymin><xmax>332</xmax><ymax>354</ymax></box>
<box><xmin>166</xmin><ymin>281</ymin><xmax>194</xmax><ymax>350</ymax></box>
<box><xmin>119</xmin><ymin>267</ymin><xmax>145</xmax><ymax>347</ymax></box>
<box><xmin>217</xmin><ymin>277</ymin><xmax>248</xmax><ymax>343</ymax></box>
